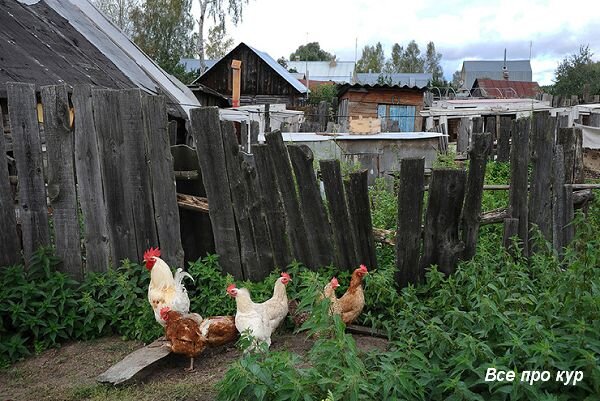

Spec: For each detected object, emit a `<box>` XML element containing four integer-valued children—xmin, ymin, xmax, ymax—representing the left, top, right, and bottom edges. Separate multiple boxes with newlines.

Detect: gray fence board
<box><xmin>346</xmin><ymin>170</ymin><xmax>377</xmax><ymax>269</ymax></box>
<box><xmin>508</xmin><ymin>118</ymin><xmax>530</xmax><ymax>256</ymax></box>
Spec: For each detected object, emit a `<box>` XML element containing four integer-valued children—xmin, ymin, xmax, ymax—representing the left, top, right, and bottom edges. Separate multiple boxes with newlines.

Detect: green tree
<box><xmin>197</xmin><ymin>0</ymin><xmax>250</xmax><ymax>73</ymax></box>
<box><xmin>356</xmin><ymin>42</ymin><xmax>385</xmax><ymax>73</ymax></box>
<box><xmin>131</xmin><ymin>0</ymin><xmax>197</xmax><ymax>83</ymax></box>
<box><xmin>205</xmin><ymin>24</ymin><xmax>234</xmax><ymax>60</ymax></box>
<box><xmin>424</xmin><ymin>41</ymin><xmax>443</xmax><ymax>85</ymax></box>
<box><xmin>399</xmin><ymin>40</ymin><xmax>424</xmax><ymax>73</ymax></box>
<box><xmin>451</xmin><ymin>70</ymin><xmax>462</xmax><ymax>89</ymax></box>
<box><xmin>384</xmin><ymin>43</ymin><xmax>403</xmax><ymax>73</ymax></box>
<box><xmin>552</xmin><ymin>45</ymin><xmax>600</xmax><ymax>98</ymax></box>
<box><xmin>289</xmin><ymin>42</ymin><xmax>333</xmax><ymax>61</ymax></box>
<box><xmin>92</xmin><ymin>0</ymin><xmax>137</xmax><ymax>36</ymax></box>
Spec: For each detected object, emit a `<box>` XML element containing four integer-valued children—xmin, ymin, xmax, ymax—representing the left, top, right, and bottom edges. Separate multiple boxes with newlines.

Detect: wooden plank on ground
<box><xmin>0</xmin><ymin>108</ymin><xmax>21</xmax><ymax>267</ymax></box>
<box><xmin>461</xmin><ymin>132</ymin><xmax>492</xmax><ymax>260</ymax></box>
<box><xmin>190</xmin><ymin>107</ymin><xmax>242</xmax><ymax>279</ymax></box>
<box><xmin>72</xmin><ymin>85</ymin><xmax>111</xmax><ymax>273</ymax></box>
<box><xmin>253</xmin><ymin>144</ymin><xmax>292</xmax><ymax>270</ymax></box>
<box><xmin>41</xmin><ymin>85</ymin><xmax>82</xmax><ymax>279</ymax></box>
<box><xmin>93</xmin><ymin>89</ymin><xmax>138</xmax><ymax>265</ymax></box>
<box><xmin>7</xmin><ymin>82</ymin><xmax>50</xmax><ymax>263</ymax></box>
<box><xmin>142</xmin><ymin>95</ymin><xmax>184</xmax><ymax>268</ymax></box>
<box><xmin>288</xmin><ymin>145</ymin><xmax>334</xmax><ymax>268</ymax></box>
<box><xmin>346</xmin><ymin>170</ymin><xmax>378</xmax><ymax>269</ymax></box>
<box><xmin>96</xmin><ymin>339</ymin><xmax>171</xmax><ymax>385</ymax></box>
<box><xmin>508</xmin><ymin>118</ymin><xmax>530</xmax><ymax>256</ymax></box>
<box><xmin>395</xmin><ymin>158</ymin><xmax>425</xmax><ymax>288</ymax></box>
<box><xmin>265</xmin><ymin>131</ymin><xmax>312</xmax><ymax>267</ymax></box>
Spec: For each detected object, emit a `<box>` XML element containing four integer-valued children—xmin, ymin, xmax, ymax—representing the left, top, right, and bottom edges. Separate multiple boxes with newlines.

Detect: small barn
<box><xmin>195</xmin><ymin>42</ymin><xmax>308</xmax><ymax>107</ymax></box>
<box><xmin>337</xmin><ymin>73</ymin><xmax>430</xmax><ymax>132</ymax></box>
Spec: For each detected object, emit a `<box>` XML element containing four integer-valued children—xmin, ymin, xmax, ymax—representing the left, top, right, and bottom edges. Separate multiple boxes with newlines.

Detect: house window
<box><xmin>377</xmin><ymin>104</ymin><xmax>416</xmax><ymax>132</ymax></box>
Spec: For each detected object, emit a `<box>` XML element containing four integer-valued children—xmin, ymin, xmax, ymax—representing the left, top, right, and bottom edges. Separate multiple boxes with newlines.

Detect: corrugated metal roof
<box><xmin>355</xmin><ymin>73</ymin><xmax>431</xmax><ymax>88</ymax></box>
<box><xmin>462</xmin><ymin>60</ymin><xmax>532</xmax><ymax>72</ymax></box>
<box><xmin>461</xmin><ymin>60</ymin><xmax>533</xmax><ymax>90</ymax></box>
<box><xmin>180</xmin><ymin>58</ymin><xmax>218</xmax><ymax>73</ymax></box>
<box><xmin>287</xmin><ymin>61</ymin><xmax>355</xmax><ymax>83</ymax></box>
<box><xmin>473</xmin><ymin>78</ymin><xmax>541</xmax><ymax>98</ymax></box>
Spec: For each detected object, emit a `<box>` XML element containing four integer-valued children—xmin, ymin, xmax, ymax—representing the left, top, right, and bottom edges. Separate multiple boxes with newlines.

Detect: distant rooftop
<box><xmin>473</xmin><ymin>78</ymin><xmax>541</xmax><ymax>99</ymax></box>
<box><xmin>461</xmin><ymin>60</ymin><xmax>532</xmax><ymax>90</ymax></box>
<box><xmin>287</xmin><ymin>60</ymin><xmax>355</xmax><ymax>83</ymax></box>
<box><xmin>355</xmin><ymin>73</ymin><xmax>432</xmax><ymax>89</ymax></box>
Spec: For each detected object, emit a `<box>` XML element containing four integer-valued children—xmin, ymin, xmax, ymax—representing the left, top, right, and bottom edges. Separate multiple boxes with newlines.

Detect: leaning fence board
<box><xmin>221</xmin><ymin>121</ymin><xmax>261</xmax><ymax>280</ymax></box>
<box><xmin>320</xmin><ymin>159</ymin><xmax>357</xmax><ymax>270</ymax></box>
<box><xmin>41</xmin><ymin>85</ymin><xmax>82</xmax><ymax>279</ymax></box>
<box><xmin>190</xmin><ymin>107</ymin><xmax>242</xmax><ymax>279</ymax></box>
<box><xmin>72</xmin><ymin>85</ymin><xmax>111</xmax><ymax>272</ymax></box>
<box><xmin>419</xmin><ymin>169</ymin><xmax>466</xmax><ymax>276</ymax></box>
<box><xmin>253</xmin><ymin>144</ymin><xmax>292</xmax><ymax>269</ymax></box>
<box><xmin>395</xmin><ymin>158</ymin><xmax>425</xmax><ymax>288</ymax></box>
<box><xmin>93</xmin><ymin>89</ymin><xmax>138</xmax><ymax>265</ymax></box>
<box><xmin>508</xmin><ymin>118</ymin><xmax>530</xmax><ymax>256</ymax></box>
<box><xmin>96</xmin><ymin>339</ymin><xmax>172</xmax><ymax>385</ymax></box>
<box><xmin>265</xmin><ymin>131</ymin><xmax>312</xmax><ymax>267</ymax></box>
<box><xmin>461</xmin><ymin>132</ymin><xmax>492</xmax><ymax>260</ymax></box>
<box><xmin>7</xmin><ymin>82</ymin><xmax>50</xmax><ymax>263</ymax></box>
<box><xmin>119</xmin><ymin>89</ymin><xmax>159</xmax><ymax>262</ymax></box>
<box><xmin>142</xmin><ymin>95</ymin><xmax>184</xmax><ymax>268</ymax></box>
<box><xmin>497</xmin><ymin>116</ymin><xmax>511</xmax><ymax>163</ymax></box>
<box><xmin>0</xmin><ymin>109</ymin><xmax>20</xmax><ymax>267</ymax></box>
<box><xmin>346</xmin><ymin>170</ymin><xmax>378</xmax><ymax>269</ymax></box>
<box><xmin>288</xmin><ymin>145</ymin><xmax>334</xmax><ymax>268</ymax></box>
<box><xmin>529</xmin><ymin>112</ymin><xmax>555</xmax><ymax>251</ymax></box>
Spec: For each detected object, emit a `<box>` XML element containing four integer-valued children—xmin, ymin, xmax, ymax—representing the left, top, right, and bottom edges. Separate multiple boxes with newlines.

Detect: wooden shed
<box><xmin>195</xmin><ymin>42</ymin><xmax>308</xmax><ymax>107</ymax></box>
<box><xmin>337</xmin><ymin>83</ymin><xmax>428</xmax><ymax>133</ymax></box>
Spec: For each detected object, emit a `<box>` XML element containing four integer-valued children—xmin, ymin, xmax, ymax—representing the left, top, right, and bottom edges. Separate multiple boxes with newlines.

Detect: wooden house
<box><xmin>195</xmin><ymin>42</ymin><xmax>308</xmax><ymax>107</ymax></box>
<box><xmin>337</xmin><ymin>73</ymin><xmax>430</xmax><ymax>132</ymax></box>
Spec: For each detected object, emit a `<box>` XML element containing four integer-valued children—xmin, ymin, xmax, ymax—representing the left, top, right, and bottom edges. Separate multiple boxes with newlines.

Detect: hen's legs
<box><xmin>184</xmin><ymin>357</ymin><xmax>195</xmax><ymax>372</ymax></box>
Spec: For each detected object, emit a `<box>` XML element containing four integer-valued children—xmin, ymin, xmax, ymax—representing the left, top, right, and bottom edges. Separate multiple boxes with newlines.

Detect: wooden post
<box><xmin>419</xmin><ymin>169</ymin><xmax>466</xmax><ymax>276</ymax></box>
<box><xmin>552</xmin><ymin>145</ymin><xmax>567</xmax><ymax>257</ymax></box>
<box><xmin>264</xmin><ymin>104</ymin><xmax>271</xmax><ymax>133</ymax></box>
<box><xmin>557</xmin><ymin>114</ymin><xmax>569</xmax><ymax>129</ymax></box>
<box><xmin>0</xmin><ymin>108</ymin><xmax>21</xmax><ymax>267</ymax></box>
<box><xmin>253</xmin><ymin>144</ymin><xmax>292</xmax><ymax>269</ymax></box>
<box><xmin>502</xmin><ymin>218</ymin><xmax>520</xmax><ymax>253</ymax></box>
<box><xmin>142</xmin><ymin>95</ymin><xmax>184</xmax><ymax>268</ymax></box>
<box><xmin>221</xmin><ymin>120</ymin><xmax>261</xmax><ymax>280</ymax></box>
<box><xmin>119</xmin><ymin>89</ymin><xmax>159</xmax><ymax>262</ymax></box>
<box><xmin>456</xmin><ymin>117</ymin><xmax>470</xmax><ymax>154</ymax></box>
<box><xmin>231</xmin><ymin>59</ymin><xmax>241</xmax><ymax>108</ymax></box>
<box><xmin>265</xmin><ymin>131</ymin><xmax>312</xmax><ymax>267</ymax></box>
<box><xmin>168</xmin><ymin>120</ymin><xmax>177</xmax><ymax>147</ymax></box>
<box><xmin>557</xmin><ymin>127</ymin><xmax>584</xmax><ymax>184</ymax></box>
<box><xmin>240</xmin><ymin>155</ymin><xmax>274</xmax><ymax>278</ymax></box>
<box><xmin>497</xmin><ymin>116</ymin><xmax>511</xmax><ymax>162</ymax></box>
<box><xmin>508</xmin><ymin>118</ymin><xmax>530</xmax><ymax>256</ymax></box>
<box><xmin>318</xmin><ymin>101</ymin><xmax>329</xmax><ymax>132</ymax></box>
<box><xmin>41</xmin><ymin>85</ymin><xmax>82</xmax><ymax>279</ymax></box>
<box><xmin>563</xmin><ymin>185</ymin><xmax>575</xmax><ymax>247</ymax></box>
<box><xmin>320</xmin><ymin>159</ymin><xmax>357</xmax><ymax>270</ymax></box>
<box><xmin>528</xmin><ymin>112</ymin><xmax>555</xmax><ymax>250</ymax></box>
<box><xmin>346</xmin><ymin>170</ymin><xmax>377</xmax><ymax>269</ymax></box>
<box><xmin>288</xmin><ymin>145</ymin><xmax>334</xmax><ymax>268</ymax></box>
<box><xmin>486</xmin><ymin>116</ymin><xmax>496</xmax><ymax>157</ymax></box>
<box><xmin>72</xmin><ymin>85</ymin><xmax>111</xmax><ymax>273</ymax></box>
<box><xmin>395</xmin><ymin>158</ymin><xmax>425</xmax><ymax>288</ymax></box>
<box><xmin>7</xmin><ymin>82</ymin><xmax>50</xmax><ymax>263</ymax></box>
<box><xmin>461</xmin><ymin>132</ymin><xmax>492</xmax><ymax>260</ymax></box>
<box><xmin>472</xmin><ymin>117</ymin><xmax>484</xmax><ymax>133</ymax></box>
<box><xmin>190</xmin><ymin>107</ymin><xmax>243</xmax><ymax>279</ymax></box>
<box><xmin>250</xmin><ymin>121</ymin><xmax>259</xmax><ymax>145</ymax></box>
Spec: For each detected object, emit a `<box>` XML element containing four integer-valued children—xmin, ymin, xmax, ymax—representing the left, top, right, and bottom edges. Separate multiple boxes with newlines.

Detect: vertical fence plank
<box><xmin>502</xmin><ymin>218</ymin><xmax>519</xmax><ymax>253</ymax></box>
<box><xmin>486</xmin><ymin>116</ymin><xmax>496</xmax><ymax>158</ymax></box>
<box><xmin>253</xmin><ymin>144</ymin><xmax>292</xmax><ymax>269</ymax></box>
<box><xmin>395</xmin><ymin>158</ymin><xmax>425</xmax><ymax>289</ymax></box>
<box><xmin>190</xmin><ymin>107</ymin><xmax>243</xmax><ymax>279</ymax></box>
<box><xmin>552</xmin><ymin>145</ymin><xmax>566</xmax><ymax>257</ymax></box>
<box><xmin>508</xmin><ymin>118</ymin><xmax>530</xmax><ymax>256</ymax></box>
<box><xmin>497</xmin><ymin>116</ymin><xmax>511</xmax><ymax>162</ymax></box>
<box><xmin>528</xmin><ymin>112</ymin><xmax>555</xmax><ymax>250</ymax></box>
<box><xmin>7</xmin><ymin>82</ymin><xmax>50</xmax><ymax>263</ymax></box>
<box><xmin>250</xmin><ymin>121</ymin><xmax>259</xmax><ymax>145</ymax></box>
<box><xmin>346</xmin><ymin>170</ymin><xmax>377</xmax><ymax>269</ymax></box>
<box><xmin>72</xmin><ymin>85</ymin><xmax>111</xmax><ymax>273</ymax></box>
<box><xmin>142</xmin><ymin>95</ymin><xmax>184</xmax><ymax>268</ymax></box>
<box><xmin>241</xmin><ymin>154</ymin><xmax>274</xmax><ymax>278</ymax></box>
<box><xmin>456</xmin><ymin>117</ymin><xmax>470</xmax><ymax>154</ymax></box>
<box><xmin>419</xmin><ymin>169</ymin><xmax>466</xmax><ymax>276</ymax></box>
<box><xmin>320</xmin><ymin>159</ymin><xmax>357</xmax><ymax>270</ymax></box>
<box><xmin>461</xmin><ymin>132</ymin><xmax>492</xmax><ymax>260</ymax></box>
<box><xmin>0</xmin><ymin>108</ymin><xmax>21</xmax><ymax>267</ymax></box>
<box><xmin>288</xmin><ymin>145</ymin><xmax>334</xmax><ymax>268</ymax></box>
<box><xmin>472</xmin><ymin>117</ymin><xmax>484</xmax><ymax>133</ymax></box>
<box><xmin>221</xmin><ymin>121</ymin><xmax>261</xmax><ymax>279</ymax></box>
<box><xmin>265</xmin><ymin>130</ymin><xmax>312</xmax><ymax>267</ymax></box>
<box><xmin>41</xmin><ymin>85</ymin><xmax>82</xmax><ymax>279</ymax></box>
<box><xmin>92</xmin><ymin>89</ymin><xmax>138</xmax><ymax>265</ymax></box>
<box><xmin>119</xmin><ymin>89</ymin><xmax>158</xmax><ymax>262</ymax></box>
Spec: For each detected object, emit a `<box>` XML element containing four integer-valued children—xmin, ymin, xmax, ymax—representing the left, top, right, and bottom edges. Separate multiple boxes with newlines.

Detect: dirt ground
<box><xmin>0</xmin><ymin>332</ymin><xmax>388</xmax><ymax>401</ymax></box>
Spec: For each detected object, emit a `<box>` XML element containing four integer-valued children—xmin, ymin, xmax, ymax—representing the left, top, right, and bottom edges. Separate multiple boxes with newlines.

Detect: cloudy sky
<box><xmin>194</xmin><ymin>0</ymin><xmax>599</xmax><ymax>85</ymax></box>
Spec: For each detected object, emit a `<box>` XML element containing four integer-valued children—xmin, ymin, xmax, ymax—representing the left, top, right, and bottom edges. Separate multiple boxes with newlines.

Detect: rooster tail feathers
<box><xmin>175</xmin><ymin>268</ymin><xmax>194</xmax><ymax>288</ymax></box>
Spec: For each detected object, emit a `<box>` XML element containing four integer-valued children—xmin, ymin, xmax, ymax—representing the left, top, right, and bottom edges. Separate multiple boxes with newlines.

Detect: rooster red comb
<box><xmin>331</xmin><ymin>277</ymin><xmax>339</xmax><ymax>287</ymax></box>
<box><xmin>143</xmin><ymin>247</ymin><xmax>161</xmax><ymax>261</ymax></box>
<box><xmin>358</xmin><ymin>264</ymin><xmax>368</xmax><ymax>273</ymax></box>
<box><xmin>281</xmin><ymin>272</ymin><xmax>291</xmax><ymax>280</ymax></box>
<box><xmin>226</xmin><ymin>283</ymin><xmax>237</xmax><ymax>292</ymax></box>
<box><xmin>159</xmin><ymin>306</ymin><xmax>170</xmax><ymax>318</ymax></box>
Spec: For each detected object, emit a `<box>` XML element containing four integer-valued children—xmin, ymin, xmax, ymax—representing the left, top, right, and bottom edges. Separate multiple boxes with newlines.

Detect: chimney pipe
<box><xmin>231</xmin><ymin>59</ymin><xmax>242</xmax><ymax>107</ymax></box>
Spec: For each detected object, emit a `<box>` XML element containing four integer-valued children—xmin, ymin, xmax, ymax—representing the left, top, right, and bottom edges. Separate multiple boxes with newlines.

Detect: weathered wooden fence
<box><xmin>0</xmin><ymin>83</ymin><xmax>183</xmax><ymax>279</ymax></box>
<box><xmin>190</xmin><ymin>107</ymin><xmax>376</xmax><ymax>280</ymax></box>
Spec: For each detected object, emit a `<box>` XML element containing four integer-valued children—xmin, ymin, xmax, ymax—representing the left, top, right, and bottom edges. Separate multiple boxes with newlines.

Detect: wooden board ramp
<box><xmin>96</xmin><ymin>339</ymin><xmax>172</xmax><ymax>385</ymax></box>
